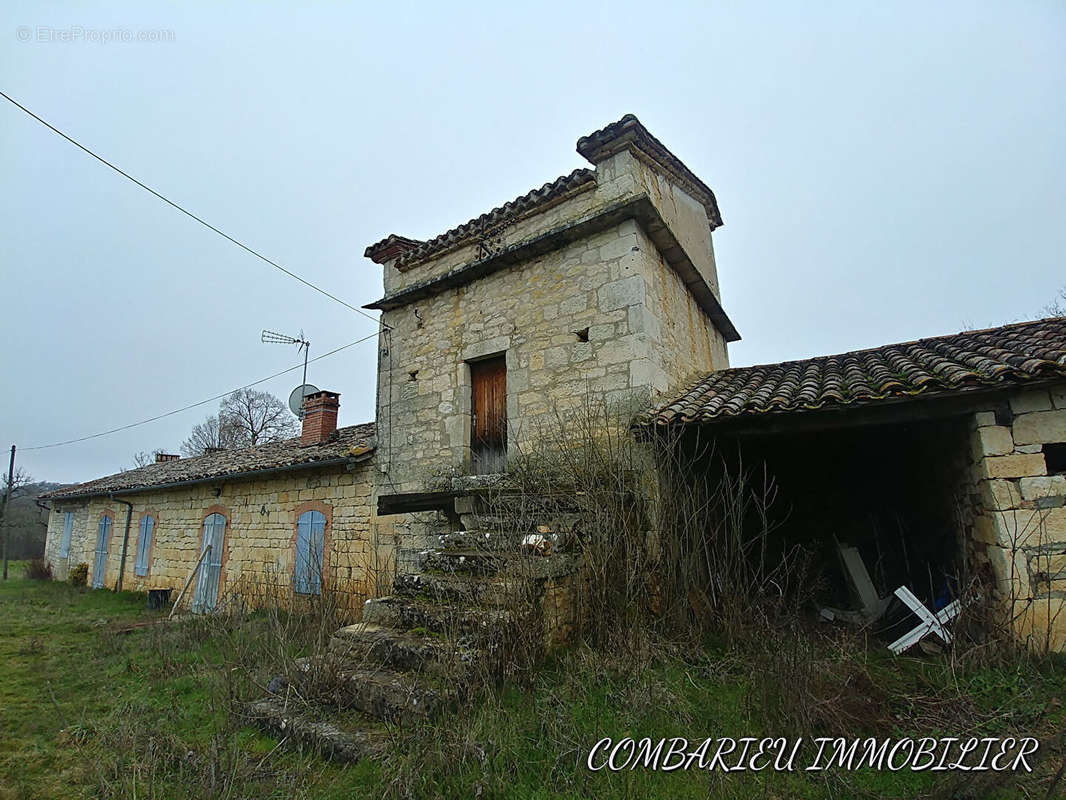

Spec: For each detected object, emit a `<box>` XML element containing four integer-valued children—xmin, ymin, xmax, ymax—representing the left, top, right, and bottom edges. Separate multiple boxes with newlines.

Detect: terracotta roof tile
<box><xmin>365</xmin><ymin>114</ymin><xmax>726</xmax><ymax>270</ymax></box>
<box><xmin>577</xmin><ymin>114</ymin><xmax>723</xmax><ymax>228</ymax></box>
<box><xmin>364</xmin><ymin>169</ymin><xmax>596</xmax><ymax>268</ymax></box>
<box><xmin>647</xmin><ymin>318</ymin><xmax>1066</xmax><ymax>425</ymax></box>
<box><xmin>42</xmin><ymin>423</ymin><xmax>376</xmax><ymax>500</ymax></box>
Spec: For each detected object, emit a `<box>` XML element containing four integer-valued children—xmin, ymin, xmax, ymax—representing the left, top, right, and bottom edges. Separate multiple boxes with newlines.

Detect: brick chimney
<box><xmin>302</xmin><ymin>391</ymin><xmax>340</xmax><ymax>445</ymax></box>
<box><xmin>155</xmin><ymin>453</ymin><xmax>180</xmax><ymax>463</ymax></box>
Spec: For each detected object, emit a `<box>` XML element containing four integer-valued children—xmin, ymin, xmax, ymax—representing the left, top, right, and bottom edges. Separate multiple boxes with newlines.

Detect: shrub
<box><xmin>491</xmin><ymin>395</ymin><xmax>809</xmax><ymax>655</ymax></box>
<box><xmin>68</xmin><ymin>562</ymin><xmax>88</xmax><ymax>586</ymax></box>
<box><xmin>25</xmin><ymin>558</ymin><xmax>53</xmax><ymax>580</ymax></box>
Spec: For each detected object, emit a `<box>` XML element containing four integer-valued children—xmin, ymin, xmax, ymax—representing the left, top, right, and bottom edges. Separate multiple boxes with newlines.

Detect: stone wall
<box><xmin>967</xmin><ymin>385</ymin><xmax>1066</xmax><ymax>651</ymax></box>
<box><xmin>374</xmin><ymin>220</ymin><xmax>725</xmax><ymax>494</ymax></box>
<box><xmin>640</xmin><ymin>232</ymin><xmax>729</xmax><ymax>393</ymax></box>
<box><xmin>44</xmin><ymin>461</ymin><xmax>379</xmax><ymax>613</ymax></box>
<box><xmin>373</xmin><ymin>148</ymin><xmax>731</xmax><ymax>497</ymax></box>
<box><xmin>368</xmin><ymin>139</ymin><xmax>735</xmax><ymax>567</ymax></box>
<box><xmin>44</xmin><ymin>500</ymin><xmax>92</xmax><ymax>580</ymax></box>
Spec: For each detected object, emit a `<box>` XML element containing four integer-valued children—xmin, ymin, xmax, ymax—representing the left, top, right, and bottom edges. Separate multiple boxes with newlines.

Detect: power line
<box><xmin>0</xmin><ymin>89</ymin><xmax>387</xmax><ymax>329</ymax></box>
<box><xmin>22</xmin><ymin>331</ymin><xmax>379</xmax><ymax>451</ymax></box>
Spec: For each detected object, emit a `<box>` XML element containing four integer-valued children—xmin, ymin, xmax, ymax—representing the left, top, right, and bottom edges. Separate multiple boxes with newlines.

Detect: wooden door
<box><xmin>470</xmin><ymin>356</ymin><xmax>507</xmax><ymax>474</ymax></box>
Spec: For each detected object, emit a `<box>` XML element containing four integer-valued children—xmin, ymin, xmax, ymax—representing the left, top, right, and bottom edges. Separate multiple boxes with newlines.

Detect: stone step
<box><xmin>459</xmin><ymin>513</ymin><xmax>517</xmax><ymax>531</ymax></box>
<box><xmin>394</xmin><ymin>572</ymin><xmax>532</xmax><ymax>606</ymax></box>
<box><xmin>441</xmin><ymin>526</ymin><xmax>575</xmax><ymax>550</ymax></box>
<box><xmin>362</xmin><ymin>595</ymin><xmax>514</xmax><ymax>637</ymax></box>
<box><xmin>422</xmin><ymin>549</ymin><xmax>508</xmax><ymax>575</ymax></box>
<box><xmin>457</xmin><ymin>503</ymin><xmax>585</xmax><ymax>527</ymax></box>
<box><xmin>333</xmin><ymin>666</ymin><xmax>453</xmax><ymax>724</ymax></box>
<box><xmin>458</xmin><ymin>487</ymin><xmax>584</xmax><ymax>507</ymax></box>
<box><xmin>284</xmin><ymin>656</ymin><xmax>458</xmax><ymax>724</ymax></box>
<box><xmin>414</xmin><ymin>550</ymin><xmax>581</xmax><ymax>582</ymax></box>
<box><xmin>435</xmin><ymin>529</ymin><xmax>526</xmax><ymax>552</ymax></box>
<box><xmin>531</xmin><ymin>512</ymin><xmax>585</xmax><ymax>535</ymax></box>
<box><xmin>243</xmin><ymin>697</ymin><xmax>386</xmax><ymax>763</ymax></box>
<box><xmin>330</xmin><ymin>622</ymin><xmax>481</xmax><ymax>674</ymax></box>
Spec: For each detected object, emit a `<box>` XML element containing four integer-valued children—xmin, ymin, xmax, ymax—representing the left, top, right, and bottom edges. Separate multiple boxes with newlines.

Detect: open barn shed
<box><xmin>647</xmin><ymin>319</ymin><xmax>1066</xmax><ymax>651</ymax></box>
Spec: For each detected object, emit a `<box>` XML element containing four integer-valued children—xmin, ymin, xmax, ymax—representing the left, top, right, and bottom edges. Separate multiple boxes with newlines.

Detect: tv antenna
<box><xmin>261</xmin><ymin>329</ymin><xmax>314</xmax><ymax>417</ymax></box>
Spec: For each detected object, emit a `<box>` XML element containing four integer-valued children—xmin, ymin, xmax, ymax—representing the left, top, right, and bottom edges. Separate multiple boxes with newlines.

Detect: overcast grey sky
<box><xmin>2</xmin><ymin>1</ymin><xmax>1063</xmax><ymax>485</ymax></box>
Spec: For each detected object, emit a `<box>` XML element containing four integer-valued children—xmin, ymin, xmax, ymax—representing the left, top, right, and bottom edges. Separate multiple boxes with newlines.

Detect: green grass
<box><xmin>0</xmin><ymin>563</ymin><xmax>377</xmax><ymax>799</ymax></box>
<box><xmin>1</xmin><ymin>564</ymin><xmax>1063</xmax><ymax>799</ymax></box>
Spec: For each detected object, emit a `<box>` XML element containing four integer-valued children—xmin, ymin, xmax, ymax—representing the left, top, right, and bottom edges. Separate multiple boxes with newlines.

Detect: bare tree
<box><xmin>1043</xmin><ymin>285</ymin><xmax>1066</xmax><ymax>318</ymax></box>
<box><xmin>181</xmin><ymin>413</ymin><xmax>243</xmax><ymax>457</ymax></box>
<box><xmin>220</xmin><ymin>388</ymin><xmax>298</xmax><ymax>447</ymax></box>
<box><xmin>180</xmin><ymin>390</ymin><xmax>297</xmax><ymax>457</ymax></box>
<box><xmin>1</xmin><ymin>465</ymin><xmax>33</xmax><ymax>580</ymax></box>
<box><xmin>124</xmin><ymin>448</ymin><xmax>167</xmax><ymax>471</ymax></box>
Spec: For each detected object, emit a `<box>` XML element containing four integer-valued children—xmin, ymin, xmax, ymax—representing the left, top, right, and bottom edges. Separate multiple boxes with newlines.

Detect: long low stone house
<box><xmin>41</xmin><ymin>392</ymin><xmax>379</xmax><ymax>610</ymax></box>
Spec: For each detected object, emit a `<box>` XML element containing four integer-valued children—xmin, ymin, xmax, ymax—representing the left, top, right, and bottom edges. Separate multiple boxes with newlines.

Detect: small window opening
<box><xmin>994</xmin><ymin>406</ymin><xmax>1014</xmax><ymax>427</ymax></box>
<box><xmin>574</xmin><ymin>327</ymin><xmax>589</xmax><ymax>343</ymax></box>
<box><xmin>1043</xmin><ymin>443</ymin><xmax>1066</xmax><ymax>474</ymax></box>
<box><xmin>408</xmin><ymin>370</ymin><xmax>419</xmax><ymax>382</ymax></box>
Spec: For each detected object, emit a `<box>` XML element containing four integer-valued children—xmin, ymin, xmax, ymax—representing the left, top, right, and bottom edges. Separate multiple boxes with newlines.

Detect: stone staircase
<box><xmin>244</xmin><ymin>495</ymin><xmax>582</xmax><ymax>762</ymax></box>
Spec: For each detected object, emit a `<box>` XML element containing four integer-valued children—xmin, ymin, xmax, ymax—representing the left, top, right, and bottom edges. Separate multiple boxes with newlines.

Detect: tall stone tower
<box><xmin>365</xmin><ymin>115</ymin><xmax>739</xmax><ymax>494</ymax></box>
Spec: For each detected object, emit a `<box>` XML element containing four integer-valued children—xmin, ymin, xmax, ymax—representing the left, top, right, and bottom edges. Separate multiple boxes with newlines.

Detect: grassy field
<box><xmin>1</xmin><ymin>564</ymin><xmax>1063</xmax><ymax>799</ymax></box>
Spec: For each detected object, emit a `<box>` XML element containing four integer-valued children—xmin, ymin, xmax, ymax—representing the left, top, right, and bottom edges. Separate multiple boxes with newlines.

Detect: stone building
<box><xmin>42</xmin><ymin>393</ymin><xmax>379</xmax><ymax>610</ymax></box>
<box><xmin>40</xmin><ymin>114</ymin><xmax>1066</xmax><ymax>650</ymax></box>
<box><xmin>645</xmin><ymin>318</ymin><xmax>1066</xmax><ymax>651</ymax></box>
<box><xmin>363</xmin><ymin>114</ymin><xmax>738</xmax><ymax>494</ymax></box>
<box><xmin>43</xmin><ymin>114</ymin><xmax>741</xmax><ymax>607</ymax></box>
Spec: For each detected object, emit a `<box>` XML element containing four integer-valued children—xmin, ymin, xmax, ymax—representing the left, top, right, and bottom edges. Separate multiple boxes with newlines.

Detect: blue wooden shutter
<box><xmin>92</xmin><ymin>516</ymin><xmax>112</xmax><ymax>588</ymax></box>
<box><xmin>204</xmin><ymin>514</ymin><xmax>224</xmax><ymax>609</ymax></box>
<box><xmin>309</xmin><ymin>512</ymin><xmax>326</xmax><ymax>594</ymax></box>
<box><xmin>59</xmin><ymin>511</ymin><xmax>74</xmax><ymax>558</ymax></box>
<box><xmin>135</xmin><ymin>515</ymin><xmax>154</xmax><ymax>577</ymax></box>
<box><xmin>193</xmin><ymin>513</ymin><xmax>226</xmax><ymax>612</ymax></box>
<box><xmin>294</xmin><ymin>510</ymin><xmax>326</xmax><ymax>595</ymax></box>
<box><xmin>293</xmin><ymin>512</ymin><xmax>312</xmax><ymax>594</ymax></box>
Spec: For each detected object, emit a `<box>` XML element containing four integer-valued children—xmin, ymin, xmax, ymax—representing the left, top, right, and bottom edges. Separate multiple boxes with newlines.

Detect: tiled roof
<box><xmin>361</xmin><ymin>234</ymin><xmax>423</xmax><ymax>264</ymax></box>
<box><xmin>42</xmin><ymin>423</ymin><xmax>376</xmax><ymax>500</ymax></box>
<box><xmin>365</xmin><ymin>114</ymin><xmax>726</xmax><ymax>270</ymax></box>
<box><xmin>646</xmin><ymin>318</ymin><xmax>1066</xmax><ymax>425</ymax></box>
<box><xmin>577</xmin><ymin>114</ymin><xmax>723</xmax><ymax>229</ymax></box>
<box><xmin>364</xmin><ymin>169</ymin><xmax>596</xmax><ymax>268</ymax></box>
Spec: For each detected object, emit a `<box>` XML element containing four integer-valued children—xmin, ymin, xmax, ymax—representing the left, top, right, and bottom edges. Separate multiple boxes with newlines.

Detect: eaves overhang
<box><xmin>364</xmin><ymin>194</ymin><xmax>741</xmax><ymax>343</ymax></box>
<box><xmin>45</xmin><ymin>453</ymin><xmax>374</xmax><ymax>502</ymax></box>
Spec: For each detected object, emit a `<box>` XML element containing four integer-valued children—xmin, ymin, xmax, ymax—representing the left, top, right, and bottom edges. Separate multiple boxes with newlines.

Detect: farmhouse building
<box><xmin>41</xmin><ymin>115</ymin><xmax>1066</xmax><ymax>651</ymax></box>
<box><xmin>43</xmin><ymin>393</ymin><xmax>378</xmax><ymax>611</ymax></box>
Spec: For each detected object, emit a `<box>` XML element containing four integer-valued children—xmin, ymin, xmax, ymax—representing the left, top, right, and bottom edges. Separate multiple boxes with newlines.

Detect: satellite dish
<box><xmin>288</xmin><ymin>384</ymin><xmax>319</xmax><ymax>418</ymax></box>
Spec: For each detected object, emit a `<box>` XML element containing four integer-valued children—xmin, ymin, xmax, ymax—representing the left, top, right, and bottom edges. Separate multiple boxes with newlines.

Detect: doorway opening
<box><xmin>689</xmin><ymin>416</ymin><xmax>973</xmax><ymax>641</ymax></box>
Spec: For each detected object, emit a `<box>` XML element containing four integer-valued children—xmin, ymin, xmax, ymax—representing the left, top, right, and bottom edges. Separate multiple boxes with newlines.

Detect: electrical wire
<box><xmin>22</xmin><ymin>331</ymin><xmax>380</xmax><ymax>450</ymax></box>
<box><xmin>0</xmin><ymin>89</ymin><xmax>388</xmax><ymax>329</ymax></box>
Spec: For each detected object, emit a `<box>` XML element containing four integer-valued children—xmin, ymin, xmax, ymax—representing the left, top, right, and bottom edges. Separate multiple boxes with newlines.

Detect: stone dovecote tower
<box><xmin>365</xmin><ymin>115</ymin><xmax>740</xmax><ymax>494</ymax></box>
